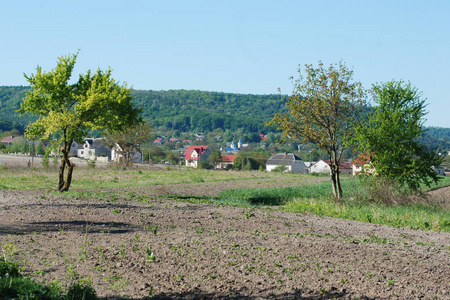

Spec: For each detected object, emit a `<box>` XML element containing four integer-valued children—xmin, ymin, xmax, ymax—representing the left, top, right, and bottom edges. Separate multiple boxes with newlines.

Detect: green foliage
<box><xmin>132</xmin><ymin>89</ymin><xmax>284</xmax><ymax>134</ymax></box>
<box><xmin>0</xmin><ymin>257</ymin><xmax>97</xmax><ymax>300</ymax></box>
<box><xmin>208</xmin><ymin>150</ymin><xmax>222</xmax><ymax>168</ymax></box>
<box><xmin>66</xmin><ymin>282</ymin><xmax>97</xmax><ymax>300</ymax></box>
<box><xmin>354</xmin><ymin>80</ymin><xmax>442</xmax><ymax>193</ymax></box>
<box><xmin>198</xmin><ymin>161</ymin><xmax>213</xmax><ymax>169</ymax></box>
<box><xmin>0</xmin><ymin>257</ymin><xmax>21</xmax><ymax>277</ymax></box>
<box><xmin>272</xmin><ymin>164</ymin><xmax>287</xmax><ymax>173</ymax></box>
<box><xmin>232</xmin><ymin>152</ymin><xmax>265</xmax><ymax>170</ymax></box>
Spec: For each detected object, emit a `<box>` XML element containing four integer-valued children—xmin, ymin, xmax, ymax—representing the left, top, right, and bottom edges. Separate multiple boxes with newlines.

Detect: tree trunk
<box><xmin>334</xmin><ymin>167</ymin><xmax>343</xmax><ymax>199</ymax></box>
<box><xmin>330</xmin><ymin>167</ymin><xmax>338</xmax><ymax>199</ymax></box>
<box><xmin>58</xmin><ymin>158</ymin><xmax>66</xmax><ymax>191</ymax></box>
<box><xmin>58</xmin><ymin>146</ymin><xmax>73</xmax><ymax>192</ymax></box>
<box><xmin>60</xmin><ymin>162</ymin><xmax>74</xmax><ymax>192</ymax></box>
<box><xmin>329</xmin><ymin>163</ymin><xmax>343</xmax><ymax>199</ymax></box>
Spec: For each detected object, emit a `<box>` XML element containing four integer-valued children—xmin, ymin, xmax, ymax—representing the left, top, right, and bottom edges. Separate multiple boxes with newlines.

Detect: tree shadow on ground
<box><xmin>107</xmin><ymin>286</ymin><xmax>378</xmax><ymax>300</ymax></box>
<box><xmin>0</xmin><ymin>220</ymin><xmax>134</xmax><ymax>235</ymax></box>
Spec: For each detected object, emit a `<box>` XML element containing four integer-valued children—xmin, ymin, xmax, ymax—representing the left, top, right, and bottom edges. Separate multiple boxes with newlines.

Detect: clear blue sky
<box><xmin>1</xmin><ymin>0</ymin><xmax>449</xmax><ymax>127</ymax></box>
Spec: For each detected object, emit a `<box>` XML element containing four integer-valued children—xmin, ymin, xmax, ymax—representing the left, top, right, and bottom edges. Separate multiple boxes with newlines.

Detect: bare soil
<box><xmin>0</xmin><ymin>170</ymin><xmax>449</xmax><ymax>299</ymax></box>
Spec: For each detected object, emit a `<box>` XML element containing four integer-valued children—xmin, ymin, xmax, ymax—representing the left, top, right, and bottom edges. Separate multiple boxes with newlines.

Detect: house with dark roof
<box><xmin>266</xmin><ymin>153</ymin><xmax>308</xmax><ymax>173</ymax></box>
<box><xmin>183</xmin><ymin>145</ymin><xmax>212</xmax><ymax>168</ymax></box>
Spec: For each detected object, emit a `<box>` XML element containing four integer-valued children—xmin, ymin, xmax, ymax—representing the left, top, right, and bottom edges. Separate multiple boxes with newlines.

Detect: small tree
<box><xmin>354</xmin><ymin>80</ymin><xmax>442</xmax><ymax>193</ymax></box>
<box><xmin>19</xmin><ymin>52</ymin><xmax>141</xmax><ymax>192</ymax></box>
<box><xmin>106</xmin><ymin>122</ymin><xmax>153</xmax><ymax>168</ymax></box>
<box><xmin>268</xmin><ymin>61</ymin><xmax>366</xmax><ymax>198</ymax></box>
<box><xmin>209</xmin><ymin>150</ymin><xmax>223</xmax><ymax>169</ymax></box>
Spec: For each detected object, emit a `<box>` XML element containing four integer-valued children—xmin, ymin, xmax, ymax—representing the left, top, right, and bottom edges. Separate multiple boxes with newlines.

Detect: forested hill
<box><xmin>0</xmin><ymin>86</ymin><xmax>285</xmax><ymax>134</ymax></box>
<box><xmin>132</xmin><ymin>89</ymin><xmax>286</xmax><ymax>133</ymax></box>
<box><xmin>0</xmin><ymin>86</ymin><xmax>449</xmax><ymax>150</ymax></box>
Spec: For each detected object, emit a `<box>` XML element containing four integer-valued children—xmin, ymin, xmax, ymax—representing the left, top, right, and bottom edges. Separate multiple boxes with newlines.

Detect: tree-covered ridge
<box><xmin>132</xmin><ymin>89</ymin><xmax>286</xmax><ymax>133</ymax></box>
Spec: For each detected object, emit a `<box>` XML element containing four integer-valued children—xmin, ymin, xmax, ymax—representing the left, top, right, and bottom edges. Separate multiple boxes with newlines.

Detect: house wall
<box><xmin>266</xmin><ymin>161</ymin><xmax>307</xmax><ymax>174</ymax></box>
<box><xmin>310</xmin><ymin>161</ymin><xmax>329</xmax><ymax>173</ymax></box>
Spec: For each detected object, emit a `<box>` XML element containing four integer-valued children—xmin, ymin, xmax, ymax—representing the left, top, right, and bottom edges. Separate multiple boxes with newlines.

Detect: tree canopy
<box><xmin>19</xmin><ymin>52</ymin><xmax>141</xmax><ymax>191</ymax></box>
<box><xmin>354</xmin><ymin>80</ymin><xmax>442</xmax><ymax>193</ymax></box>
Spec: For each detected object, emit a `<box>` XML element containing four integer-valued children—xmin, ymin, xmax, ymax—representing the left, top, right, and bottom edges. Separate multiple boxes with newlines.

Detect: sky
<box><xmin>1</xmin><ymin>0</ymin><xmax>449</xmax><ymax>127</ymax></box>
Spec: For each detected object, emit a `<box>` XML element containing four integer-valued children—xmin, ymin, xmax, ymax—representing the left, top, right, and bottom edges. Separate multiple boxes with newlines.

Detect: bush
<box><xmin>272</xmin><ymin>164</ymin><xmax>287</xmax><ymax>173</ymax></box>
<box><xmin>66</xmin><ymin>282</ymin><xmax>97</xmax><ymax>300</ymax></box>
<box><xmin>0</xmin><ymin>257</ymin><xmax>21</xmax><ymax>277</ymax></box>
<box><xmin>0</xmin><ymin>257</ymin><xmax>98</xmax><ymax>300</ymax></box>
<box><xmin>198</xmin><ymin>161</ymin><xmax>213</xmax><ymax>169</ymax></box>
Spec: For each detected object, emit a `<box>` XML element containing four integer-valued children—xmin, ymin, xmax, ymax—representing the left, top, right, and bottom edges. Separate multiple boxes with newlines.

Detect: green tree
<box><xmin>268</xmin><ymin>61</ymin><xmax>366</xmax><ymax>198</ymax></box>
<box><xmin>209</xmin><ymin>150</ymin><xmax>223</xmax><ymax>169</ymax></box>
<box><xmin>354</xmin><ymin>80</ymin><xmax>442</xmax><ymax>193</ymax></box>
<box><xmin>19</xmin><ymin>52</ymin><xmax>141</xmax><ymax>191</ymax></box>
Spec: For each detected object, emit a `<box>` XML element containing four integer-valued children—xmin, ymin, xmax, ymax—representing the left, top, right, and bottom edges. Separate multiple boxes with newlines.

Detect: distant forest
<box><xmin>0</xmin><ymin>86</ymin><xmax>449</xmax><ymax>150</ymax></box>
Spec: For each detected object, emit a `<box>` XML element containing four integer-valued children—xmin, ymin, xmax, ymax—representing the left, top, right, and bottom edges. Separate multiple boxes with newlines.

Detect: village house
<box><xmin>77</xmin><ymin>138</ymin><xmax>111</xmax><ymax>161</ymax></box>
<box><xmin>183</xmin><ymin>145</ymin><xmax>212</xmax><ymax>168</ymax></box>
<box><xmin>0</xmin><ymin>135</ymin><xmax>23</xmax><ymax>146</ymax></box>
<box><xmin>266</xmin><ymin>153</ymin><xmax>308</xmax><ymax>173</ymax></box>
<box><xmin>216</xmin><ymin>154</ymin><xmax>236</xmax><ymax>170</ymax></box>
<box><xmin>351</xmin><ymin>152</ymin><xmax>375</xmax><ymax>176</ymax></box>
<box><xmin>111</xmin><ymin>144</ymin><xmax>142</xmax><ymax>164</ymax></box>
<box><xmin>310</xmin><ymin>159</ymin><xmax>352</xmax><ymax>175</ymax></box>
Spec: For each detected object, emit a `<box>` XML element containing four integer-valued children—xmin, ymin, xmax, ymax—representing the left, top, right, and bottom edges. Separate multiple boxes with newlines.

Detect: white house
<box><xmin>111</xmin><ymin>144</ymin><xmax>142</xmax><ymax>164</ymax></box>
<box><xmin>77</xmin><ymin>138</ymin><xmax>111</xmax><ymax>161</ymax></box>
<box><xmin>310</xmin><ymin>160</ymin><xmax>352</xmax><ymax>175</ymax></box>
<box><xmin>266</xmin><ymin>153</ymin><xmax>308</xmax><ymax>173</ymax></box>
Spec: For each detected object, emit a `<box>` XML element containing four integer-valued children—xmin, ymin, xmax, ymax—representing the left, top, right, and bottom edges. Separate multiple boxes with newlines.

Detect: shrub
<box><xmin>0</xmin><ymin>257</ymin><xmax>21</xmax><ymax>277</ymax></box>
<box><xmin>272</xmin><ymin>164</ymin><xmax>287</xmax><ymax>173</ymax></box>
<box><xmin>66</xmin><ymin>282</ymin><xmax>97</xmax><ymax>300</ymax></box>
<box><xmin>198</xmin><ymin>161</ymin><xmax>212</xmax><ymax>169</ymax></box>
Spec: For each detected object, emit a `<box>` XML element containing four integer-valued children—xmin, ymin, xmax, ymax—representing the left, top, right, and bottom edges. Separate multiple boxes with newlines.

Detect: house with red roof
<box><xmin>351</xmin><ymin>152</ymin><xmax>375</xmax><ymax>175</ymax></box>
<box><xmin>183</xmin><ymin>145</ymin><xmax>212</xmax><ymax>168</ymax></box>
<box><xmin>1</xmin><ymin>135</ymin><xmax>23</xmax><ymax>146</ymax></box>
<box><xmin>216</xmin><ymin>154</ymin><xmax>236</xmax><ymax>170</ymax></box>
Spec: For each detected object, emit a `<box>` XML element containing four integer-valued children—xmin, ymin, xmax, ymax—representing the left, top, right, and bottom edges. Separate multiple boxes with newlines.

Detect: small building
<box><xmin>183</xmin><ymin>145</ymin><xmax>212</xmax><ymax>168</ymax></box>
<box><xmin>432</xmin><ymin>165</ymin><xmax>445</xmax><ymax>176</ymax></box>
<box><xmin>153</xmin><ymin>138</ymin><xmax>165</xmax><ymax>145</ymax></box>
<box><xmin>77</xmin><ymin>138</ymin><xmax>111</xmax><ymax>161</ymax></box>
<box><xmin>111</xmin><ymin>144</ymin><xmax>142</xmax><ymax>164</ymax></box>
<box><xmin>351</xmin><ymin>152</ymin><xmax>375</xmax><ymax>176</ymax></box>
<box><xmin>1</xmin><ymin>136</ymin><xmax>23</xmax><ymax>146</ymax></box>
<box><xmin>216</xmin><ymin>154</ymin><xmax>236</xmax><ymax>169</ymax></box>
<box><xmin>168</xmin><ymin>138</ymin><xmax>180</xmax><ymax>143</ymax></box>
<box><xmin>266</xmin><ymin>153</ymin><xmax>308</xmax><ymax>173</ymax></box>
<box><xmin>310</xmin><ymin>160</ymin><xmax>352</xmax><ymax>175</ymax></box>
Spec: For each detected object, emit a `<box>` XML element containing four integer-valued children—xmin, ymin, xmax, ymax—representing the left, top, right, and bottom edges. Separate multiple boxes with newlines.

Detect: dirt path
<box><xmin>1</xmin><ymin>185</ymin><xmax>449</xmax><ymax>300</ymax></box>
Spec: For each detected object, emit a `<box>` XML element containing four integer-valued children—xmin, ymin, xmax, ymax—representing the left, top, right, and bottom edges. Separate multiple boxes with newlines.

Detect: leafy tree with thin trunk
<box><xmin>268</xmin><ymin>61</ymin><xmax>366</xmax><ymax>199</ymax></box>
<box><xmin>105</xmin><ymin>122</ymin><xmax>153</xmax><ymax>168</ymax></box>
<box><xmin>354</xmin><ymin>80</ymin><xmax>442</xmax><ymax>193</ymax></box>
<box><xmin>19</xmin><ymin>52</ymin><xmax>141</xmax><ymax>192</ymax></box>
